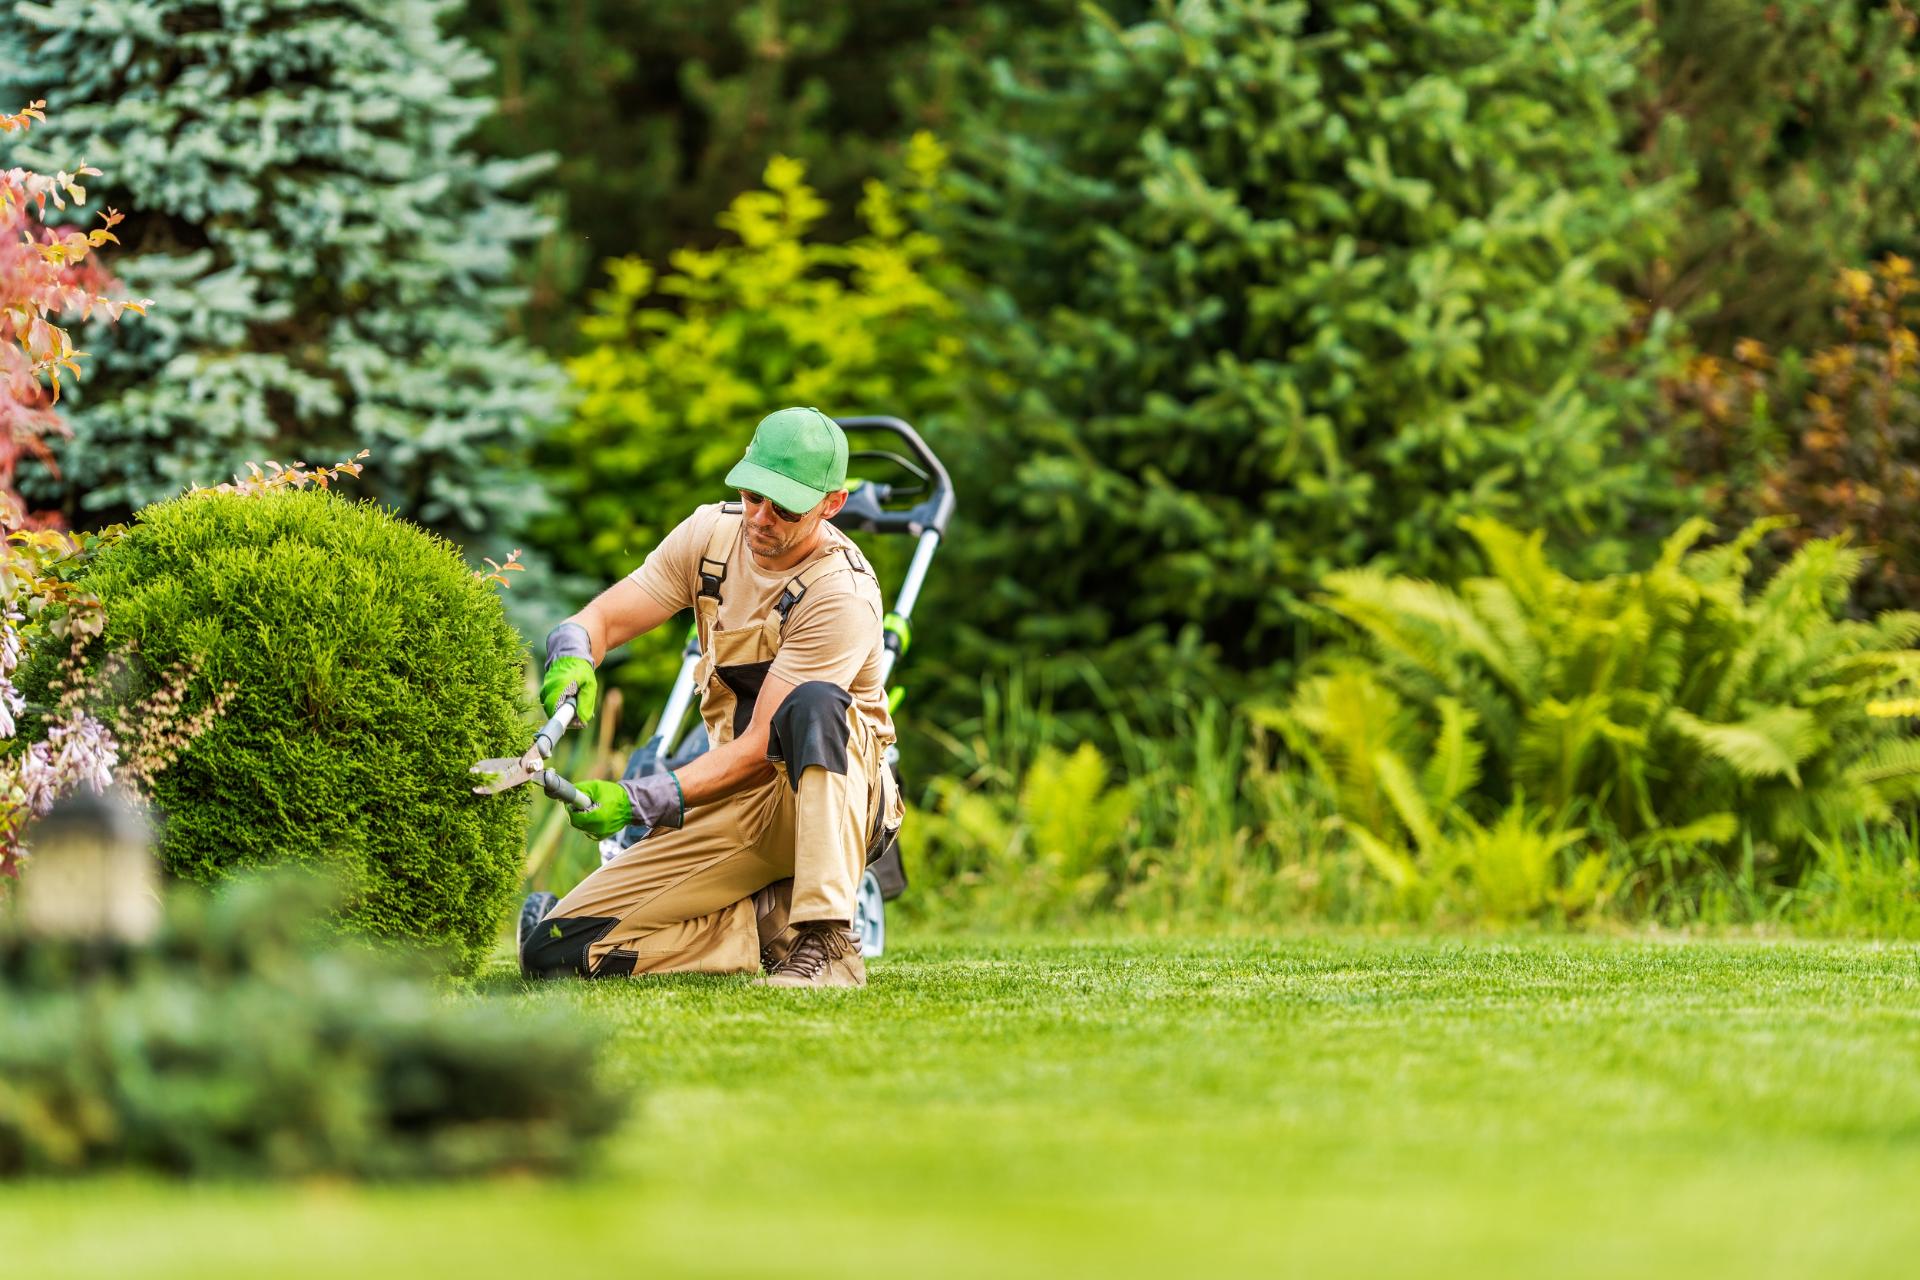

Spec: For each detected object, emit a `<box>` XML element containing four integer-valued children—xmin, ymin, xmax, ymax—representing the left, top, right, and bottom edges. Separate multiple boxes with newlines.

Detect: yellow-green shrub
<box><xmin>531</xmin><ymin>136</ymin><xmax>962</xmax><ymax>703</ymax></box>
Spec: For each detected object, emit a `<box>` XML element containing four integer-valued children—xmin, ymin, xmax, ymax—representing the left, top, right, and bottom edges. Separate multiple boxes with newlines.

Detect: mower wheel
<box><xmin>517</xmin><ymin>890</ymin><xmax>559</xmax><ymax>955</ymax></box>
<box><xmin>853</xmin><ymin>869</ymin><xmax>885</xmax><ymax>958</ymax></box>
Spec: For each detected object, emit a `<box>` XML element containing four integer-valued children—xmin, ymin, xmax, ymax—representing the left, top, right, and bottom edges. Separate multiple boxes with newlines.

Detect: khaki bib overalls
<box><xmin>527</xmin><ymin>506</ymin><xmax>902</xmax><ymax>978</ymax></box>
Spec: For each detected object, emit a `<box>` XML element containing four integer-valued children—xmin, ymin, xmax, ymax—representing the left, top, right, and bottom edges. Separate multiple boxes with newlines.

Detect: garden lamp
<box><xmin>16</xmin><ymin>787</ymin><xmax>158</xmax><ymax>944</ymax></box>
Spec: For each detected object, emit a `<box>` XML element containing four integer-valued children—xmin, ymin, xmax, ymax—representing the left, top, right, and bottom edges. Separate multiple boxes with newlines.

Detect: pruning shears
<box><xmin>469</xmin><ymin>682</ymin><xmax>597</xmax><ymax>811</ymax></box>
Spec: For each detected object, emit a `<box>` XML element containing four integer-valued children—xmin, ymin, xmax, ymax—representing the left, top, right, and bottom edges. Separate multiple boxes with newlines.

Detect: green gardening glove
<box><xmin>541</xmin><ymin>656</ymin><xmax>598</xmax><ymax>723</ymax></box>
<box><xmin>566</xmin><ymin>773</ymin><xmax>684</xmax><ymax>840</ymax></box>
<box><xmin>566</xmin><ymin>779</ymin><xmax>632</xmax><ymax>838</ymax></box>
<box><xmin>542</xmin><ymin>622</ymin><xmax>598</xmax><ymax>723</ymax></box>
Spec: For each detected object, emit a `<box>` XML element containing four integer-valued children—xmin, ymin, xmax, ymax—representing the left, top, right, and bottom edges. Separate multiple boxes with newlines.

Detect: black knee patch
<box><xmin>520</xmin><ymin>914</ymin><xmax>619</xmax><ymax>980</ymax></box>
<box><xmin>767</xmin><ymin>681</ymin><xmax>852</xmax><ymax>792</ymax></box>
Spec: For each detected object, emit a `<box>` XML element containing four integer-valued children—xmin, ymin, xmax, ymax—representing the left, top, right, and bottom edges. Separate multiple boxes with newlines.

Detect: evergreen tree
<box><xmin>455</xmin><ymin>0</ymin><xmax>1075</xmax><ymax>345</ymax></box>
<box><xmin>928</xmin><ymin>0</ymin><xmax>1680</xmax><ymax>703</ymax></box>
<box><xmin>0</xmin><ymin>0</ymin><xmax>565</xmax><ymax>583</ymax></box>
<box><xmin>1633</xmin><ymin>0</ymin><xmax>1920</xmax><ymax>352</ymax></box>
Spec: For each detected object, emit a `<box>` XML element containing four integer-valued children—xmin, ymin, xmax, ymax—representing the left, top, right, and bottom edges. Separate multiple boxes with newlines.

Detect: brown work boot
<box><xmin>758</xmin><ymin>921</ymin><xmax>866</xmax><ymax>988</ymax></box>
<box><xmin>754</xmin><ymin>878</ymin><xmax>796</xmax><ymax>972</ymax></box>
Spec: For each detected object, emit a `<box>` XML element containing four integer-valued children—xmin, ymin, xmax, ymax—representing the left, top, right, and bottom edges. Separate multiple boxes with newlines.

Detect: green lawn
<box><xmin>5</xmin><ymin>933</ymin><xmax>1920</xmax><ymax>1278</ymax></box>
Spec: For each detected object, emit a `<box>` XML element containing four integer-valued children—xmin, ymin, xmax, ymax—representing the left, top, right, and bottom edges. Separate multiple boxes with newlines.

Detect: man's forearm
<box><xmin>566</xmin><ymin>578</ymin><xmax>681</xmax><ymax>664</ymax></box>
<box><xmin>561</xmin><ymin>608</ymin><xmax>608</xmax><ymax>664</ymax></box>
<box><xmin>672</xmin><ymin>731</ymin><xmax>777</xmax><ymax>808</ymax></box>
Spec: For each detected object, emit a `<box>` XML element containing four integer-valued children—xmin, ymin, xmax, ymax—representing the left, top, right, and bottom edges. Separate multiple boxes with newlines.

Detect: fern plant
<box><xmin>1268</xmin><ymin>665</ymin><xmax>1614</xmax><ymax>920</ymax></box>
<box><xmin>909</xmin><ymin>742</ymin><xmax>1134</xmax><ymax>929</ymax></box>
<box><xmin>1267</xmin><ymin>517</ymin><xmax>1920</xmax><ymax>906</ymax></box>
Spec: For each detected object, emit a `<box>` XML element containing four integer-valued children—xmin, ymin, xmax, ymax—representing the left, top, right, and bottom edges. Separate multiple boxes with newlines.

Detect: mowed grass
<box><xmin>5</xmin><ymin>933</ymin><xmax>1920</xmax><ymax>1278</ymax></box>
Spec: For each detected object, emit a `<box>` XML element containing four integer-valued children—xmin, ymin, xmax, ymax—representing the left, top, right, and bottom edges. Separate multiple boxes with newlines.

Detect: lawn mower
<box><xmin>512</xmin><ymin>415</ymin><xmax>954</xmax><ymax>960</ymax></box>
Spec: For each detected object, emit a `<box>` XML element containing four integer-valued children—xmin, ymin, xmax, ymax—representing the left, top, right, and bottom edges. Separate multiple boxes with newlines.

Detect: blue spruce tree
<box><xmin>1</xmin><ymin>0</ymin><xmax>565</xmax><ymax>581</ymax></box>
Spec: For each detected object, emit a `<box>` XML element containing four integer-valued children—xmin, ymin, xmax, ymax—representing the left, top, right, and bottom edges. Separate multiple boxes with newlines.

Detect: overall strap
<box><xmin>774</xmin><ymin>544</ymin><xmax>875</xmax><ymax>628</ymax></box>
<box><xmin>697</xmin><ymin>502</ymin><xmax>744</xmax><ymax>605</ymax></box>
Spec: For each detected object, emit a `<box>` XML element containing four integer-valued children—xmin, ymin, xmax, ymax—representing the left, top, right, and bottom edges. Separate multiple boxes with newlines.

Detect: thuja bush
<box><xmin>23</xmin><ymin>486</ymin><xmax>533</xmax><ymax>968</ymax></box>
<box><xmin>0</xmin><ymin>874</ymin><xmax>622</xmax><ymax>1178</ymax></box>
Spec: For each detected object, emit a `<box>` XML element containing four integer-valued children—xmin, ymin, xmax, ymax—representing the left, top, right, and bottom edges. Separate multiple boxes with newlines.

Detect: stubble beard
<box><xmin>749</xmin><ymin>519</ymin><xmax>806</xmax><ymax>563</ymax></box>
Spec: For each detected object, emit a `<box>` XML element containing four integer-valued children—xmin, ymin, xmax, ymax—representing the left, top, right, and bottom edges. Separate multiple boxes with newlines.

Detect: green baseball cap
<box><xmin>724</xmin><ymin>406</ymin><xmax>848</xmax><ymax>513</ymax></box>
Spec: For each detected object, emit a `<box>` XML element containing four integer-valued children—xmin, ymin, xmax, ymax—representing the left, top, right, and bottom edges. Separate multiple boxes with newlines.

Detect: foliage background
<box><xmin>0</xmin><ymin>0</ymin><xmax>570</xmax><ymax>635</ymax></box>
<box><xmin>1629</xmin><ymin>0</ymin><xmax>1920</xmax><ymax>350</ymax></box>
<box><xmin>452</xmin><ymin>0</ymin><xmax>1073</xmax><ymax>345</ymax></box>
<box><xmin>920</xmin><ymin>0</ymin><xmax>1686</xmax><ymax>718</ymax></box>
<box><xmin>9</xmin><ymin>0</ymin><xmax>1920</xmax><ymax>934</ymax></box>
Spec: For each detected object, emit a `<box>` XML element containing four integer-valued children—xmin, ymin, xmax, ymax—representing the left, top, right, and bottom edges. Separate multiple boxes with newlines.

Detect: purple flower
<box><xmin>0</xmin><ymin>609</ymin><xmax>120</xmax><ymax>868</ymax></box>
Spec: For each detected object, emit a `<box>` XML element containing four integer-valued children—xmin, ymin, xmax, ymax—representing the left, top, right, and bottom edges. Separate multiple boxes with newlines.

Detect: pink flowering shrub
<box><xmin>0</xmin><ymin>102</ymin><xmax>158</xmax><ymax>877</ymax></box>
<box><xmin>1</xmin><ymin>100</ymin><xmax>148</xmax><ymax>529</ymax></box>
<box><xmin>0</xmin><ymin>526</ymin><xmax>121</xmax><ymax>876</ymax></box>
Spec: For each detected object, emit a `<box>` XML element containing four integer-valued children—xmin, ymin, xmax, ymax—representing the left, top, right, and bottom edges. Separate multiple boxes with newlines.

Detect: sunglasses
<box><xmin>739</xmin><ymin>490</ymin><xmax>807</xmax><ymax>523</ymax></box>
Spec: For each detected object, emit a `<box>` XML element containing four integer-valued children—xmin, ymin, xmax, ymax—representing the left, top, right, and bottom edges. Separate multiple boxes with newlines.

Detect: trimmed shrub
<box><xmin>929</xmin><ymin>0</ymin><xmax>1683</xmax><ymax>709</ymax></box>
<box><xmin>0</xmin><ymin>873</ymin><xmax>622</xmax><ymax>1178</ymax></box>
<box><xmin>24</xmin><ymin>487</ymin><xmax>533</xmax><ymax>969</ymax></box>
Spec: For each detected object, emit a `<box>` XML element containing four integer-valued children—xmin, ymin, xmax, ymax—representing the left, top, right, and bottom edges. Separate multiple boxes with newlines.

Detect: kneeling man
<box><xmin>521</xmin><ymin>406</ymin><xmax>901</xmax><ymax>988</ymax></box>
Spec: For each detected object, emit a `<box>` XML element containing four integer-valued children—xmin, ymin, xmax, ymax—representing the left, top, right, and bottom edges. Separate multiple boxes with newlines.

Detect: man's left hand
<box><xmin>567</xmin><ymin>774</ymin><xmax>684</xmax><ymax>839</ymax></box>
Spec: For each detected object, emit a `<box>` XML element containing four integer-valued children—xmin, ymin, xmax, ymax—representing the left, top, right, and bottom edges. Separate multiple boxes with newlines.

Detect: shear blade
<box><xmin>470</xmin><ymin>757</ymin><xmax>536</xmax><ymax>795</ymax></box>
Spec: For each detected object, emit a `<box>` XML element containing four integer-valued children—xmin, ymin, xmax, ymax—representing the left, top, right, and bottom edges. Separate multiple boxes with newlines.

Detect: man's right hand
<box><xmin>541</xmin><ymin>657</ymin><xmax>598</xmax><ymax>723</ymax></box>
<box><xmin>543</xmin><ymin>622</ymin><xmax>600</xmax><ymax>723</ymax></box>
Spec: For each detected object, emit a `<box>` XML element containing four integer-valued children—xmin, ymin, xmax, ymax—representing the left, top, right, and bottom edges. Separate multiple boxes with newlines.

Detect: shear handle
<box><xmin>541</xmin><ymin>769</ymin><xmax>596</xmax><ymax>812</ymax></box>
<box><xmin>533</xmin><ymin>684</ymin><xmax>580</xmax><ymax>760</ymax></box>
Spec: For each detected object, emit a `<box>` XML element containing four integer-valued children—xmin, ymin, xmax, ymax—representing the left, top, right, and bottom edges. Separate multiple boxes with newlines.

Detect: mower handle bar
<box><xmin>830</xmin><ymin>416</ymin><xmax>954</xmax><ymax>540</ymax></box>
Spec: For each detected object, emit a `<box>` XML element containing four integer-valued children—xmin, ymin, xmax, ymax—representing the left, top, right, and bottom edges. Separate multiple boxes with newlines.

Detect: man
<box><xmin>519</xmin><ymin>406</ymin><xmax>901</xmax><ymax>988</ymax></box>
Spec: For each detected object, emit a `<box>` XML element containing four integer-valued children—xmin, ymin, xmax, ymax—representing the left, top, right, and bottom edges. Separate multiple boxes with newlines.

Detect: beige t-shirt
<box><xmin>629</xmin><ymin>503</ymin><xmax>894</xmax><ymax>749</ymax></box>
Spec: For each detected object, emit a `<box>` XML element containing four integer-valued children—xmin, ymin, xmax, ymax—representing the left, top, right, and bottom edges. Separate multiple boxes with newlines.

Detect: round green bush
<box><xmin>51</xmin><ymin>489</ymin><xmax>533</xmax><ymax>969</ymax></box>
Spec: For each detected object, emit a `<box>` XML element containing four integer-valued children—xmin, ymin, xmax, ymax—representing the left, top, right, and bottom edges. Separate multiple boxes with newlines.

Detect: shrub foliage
<box><xmin>1671</xmin><ymin>257</ymin><xmax>1920</xmax><ymax>616</ymax></box>
<box><xmin>1269</xmin><ymin>516</ymin><xmax>1920</xmax><ymax>914</ymax></box>
<box><xmin>29</xmin><ymin>488</ymin><xmax>532</xmax><ymax>968</ymax></box>
<box><xmin>1632</xmin><ymin>1</ymin><xmax>1920</xmax><ymax>350</ymax></box>
<box><xmin>455</xmin><ymin>0</ymin><xmax>1072</xmax><ymax>341</ymax></box>
<box><xmin>930</xmin><ymin>0</ymin><xmax>1680</xmax><ymax>702</ymax></box>
<box><xmin>0</xmin><ymin>99</ymin><xmax>148</xmax><ymax>527</ymax></box>
<box><xmin>0</xmin><ymin>874</ymin><xmax>621</xmax><ymax>1178</ymax></box>
<box><xmin>0</xmin><ymin>0</ymin><xmax>564</xmax><ymax>561</ymax></box>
